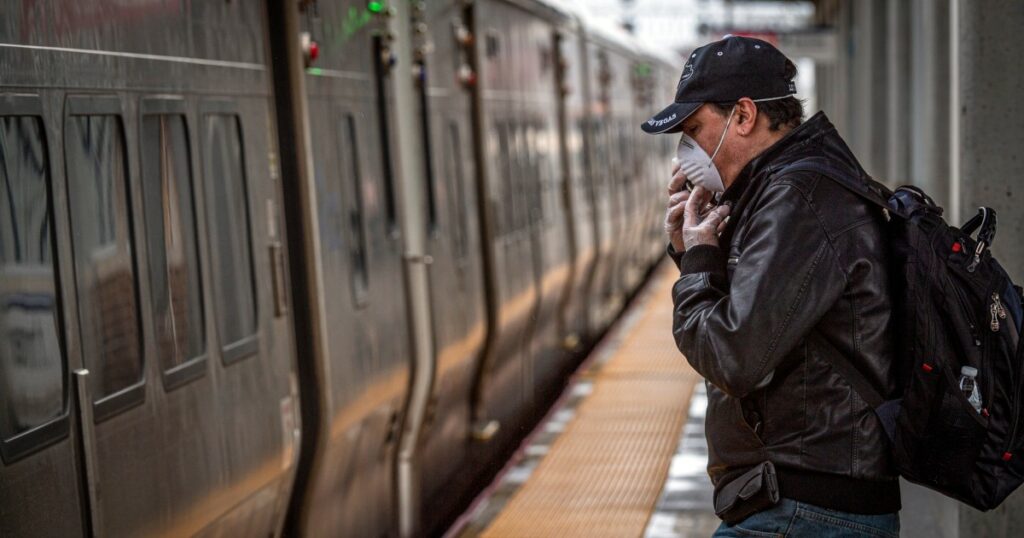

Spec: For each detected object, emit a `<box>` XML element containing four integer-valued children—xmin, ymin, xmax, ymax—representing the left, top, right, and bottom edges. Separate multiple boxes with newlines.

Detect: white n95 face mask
<box><xmin>675</xmin><ymin>105</ymin><xmax>736</xmax><ymax>193</ymax></box>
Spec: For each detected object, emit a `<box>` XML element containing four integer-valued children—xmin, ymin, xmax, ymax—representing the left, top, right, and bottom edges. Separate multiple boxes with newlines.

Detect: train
<box><xmin>0</xmin><ymin>0</ymin><xmax>678</xmax><ymax>536</ymax></box>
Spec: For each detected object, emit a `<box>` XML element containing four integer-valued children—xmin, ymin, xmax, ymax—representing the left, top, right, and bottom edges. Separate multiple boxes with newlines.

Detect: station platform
<box><xmin>450</xmin><ymin>262</ymin><xmax>720</xmax><ymax>537</ymax></box>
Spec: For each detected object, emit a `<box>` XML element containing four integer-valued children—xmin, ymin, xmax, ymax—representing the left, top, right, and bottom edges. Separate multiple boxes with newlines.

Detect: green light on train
<box><xmin>308</xmin><ymin>67</ymin><xmax>323</xmax><ymax>76</ymax></box>
<box><xmin>368</xmin><ymin>1</ymin><xmax>385</xmax><ymax>13</ymax></box>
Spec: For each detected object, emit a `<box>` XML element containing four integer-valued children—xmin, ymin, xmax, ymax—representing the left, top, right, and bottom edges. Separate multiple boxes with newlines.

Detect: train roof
<box><xmin>512</xmin><ymin>0</ymin><xmax>679</xmax><ymax>69</ymax></box>
<box><xmin>541</xmin><ymin>0</ymin><xmax>681</xmax><ymax>69</ymax></box>
<box><xmin>535</xmin><ymin>0</ymin><xmax>635</xmax><ymax>52</ymax></box>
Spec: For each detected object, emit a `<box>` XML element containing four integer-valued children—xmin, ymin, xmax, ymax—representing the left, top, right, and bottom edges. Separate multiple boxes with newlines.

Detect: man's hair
<box><xmin>711</xmin><ymin>59</ymin><xmax>804</xmax><ymax>132</ymax></box>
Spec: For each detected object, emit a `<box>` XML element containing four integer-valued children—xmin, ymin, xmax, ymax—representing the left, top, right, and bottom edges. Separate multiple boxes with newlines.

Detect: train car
<box><xmin>0</xmin><ymin>1</ymin><xmax>674</xmax><ymax>536</ymax></box>
<box><xmin>0</xmin><ymin>1</ymin><xmax>299</xmax><ymax>536</ymax></box>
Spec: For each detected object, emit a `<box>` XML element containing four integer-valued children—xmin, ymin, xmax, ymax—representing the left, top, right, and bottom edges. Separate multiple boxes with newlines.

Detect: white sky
<box><xmin>575</xmin><ymin>0</ymin><xmax>819</xmax><ymax>112</ymax></box>
<box><xmin>578</xmin><ymin>0</ymin><xmax>815</xmax><ymax>56</ymax></box>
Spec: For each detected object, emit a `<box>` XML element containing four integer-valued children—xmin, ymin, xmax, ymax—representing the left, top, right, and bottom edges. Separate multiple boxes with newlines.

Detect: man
<box><xmin>640</xmin><ymin>36</ymin><xmax>901</xmax><ymax>537</ymax></box>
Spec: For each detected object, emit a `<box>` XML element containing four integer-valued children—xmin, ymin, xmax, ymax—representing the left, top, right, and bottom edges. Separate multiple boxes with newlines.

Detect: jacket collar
<box><xmin>720</xmin><ymin>111</ymin><xmax>838</xmax><ymax>205</ymax></box>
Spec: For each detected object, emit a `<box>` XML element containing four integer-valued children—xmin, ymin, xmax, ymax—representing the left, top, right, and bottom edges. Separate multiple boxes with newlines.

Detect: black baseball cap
<box><xmin>641</xmin><ymin>36</ymin><xmax>797</xmax><ymax>135</ymax></box>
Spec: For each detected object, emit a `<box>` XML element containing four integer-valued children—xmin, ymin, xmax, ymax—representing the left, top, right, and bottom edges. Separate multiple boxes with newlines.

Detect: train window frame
<box><xmin>198</xmin><ymin>100</ymin><xmax>260</xmax><ymax>366</ymax></box>
<box><xmin>63</xmin><ymin>95</ymin><xmax>147</xmax><ymax>423</ymax></box>
<box><xmin>371</xmin><ymin>35</ymin><xmax>399</xmax><ymax>234</ymax></box>
<box><xmin>0</xmin><ymin>94</ymin><xmax>71</xmax><ymax>464</ymax></box>
<box><xmin>139</xmin><ymin>98</ymin><xmax>208</xmax><ymax>390</ymax></box>
<box><xmin>338</xmin><ymin>113</ymin><xmax>370</xmax><ymax>309</ymax></box>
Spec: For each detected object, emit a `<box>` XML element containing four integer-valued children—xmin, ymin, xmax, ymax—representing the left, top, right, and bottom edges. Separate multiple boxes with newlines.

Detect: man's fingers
<box><xmin>666</xmin><ymin>201</ymin><xmax>687</xmax><ymax>226</ymax></box>
<box><xmin>683</xmin><ymin>185</ymin><xmax>705</xmax><ymax>229</ymax></box>
<box><xmin>711</xmin><ymin>205</ymin><xmax>731</xmax><ymax>233</ymax></box>
<box><xmin>669</xmin><ymin>190</ymin><xmax>690</xmax><ymax>206</ymax></box>
<box><xmin>668</xmin><ymin>168</ymin><xmax>689</xmax><ymax>194</ymax></box>
<box><xmin>702</xmin><ymin>208</ymin><xmax>725</xmax><ymax>229</ymax></box>
<box><xmin>715</xmin><ymin>203</ymin><xmax>731</xmax><ymax>219</ymax></box>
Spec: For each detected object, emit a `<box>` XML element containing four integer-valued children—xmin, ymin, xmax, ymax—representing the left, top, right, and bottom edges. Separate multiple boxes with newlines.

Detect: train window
<box><xmin>510</xmin><ymin>125</ymin><xmax>525</xmax><ymax>232</ymax></box>
<box><xmin>140</xmin><ymin>106</ymin><xmax>206</xmax><ymax>386</ymax></box>
<box><xmin>527</xmin><ymin>125</ymin><xmax>544</xmax><ymax>225</ymax></box>
<box><xmin>418</xmin><ymin>83</ymin><xmax>438</xmax><ymax>233</ymax></box>
<box><xmin>0</xmin><ymin>113</ymin><xmax>65</xmax><ymax>443</ymax></box>
<box><xmin>64</xmin><ymin>107</ymin><xmax>144</xmax><ymax>415</ymax></box>
<box><xmin>485</xmin><ymin>32</ymin><xmax>500</xmax><ymax>59</ymax></box>
<box><xmin>446</xmin><ymin>122</ymin><xmax>469</xmax><ymax>259</ymax></box>
<box><xmin>340</xmin><ymin>114</ymin><xmax>369</xmax><ymax>307</ymax></box>
<box><xmin>494</xmin><ymin>123</ymin><xmax>512</xmax><ymax>235</ymax></box>
<box><xmin>202</xmin><ymin>113</ymin><xmax>258</xmax><ymax>363</ymax></box>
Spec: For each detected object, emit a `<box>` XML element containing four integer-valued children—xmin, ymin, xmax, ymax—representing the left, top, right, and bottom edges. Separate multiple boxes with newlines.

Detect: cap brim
<box><xmin>640</xmin><ymin>101</ymin><xmax>701</xmax><ymax>134</ymax></box>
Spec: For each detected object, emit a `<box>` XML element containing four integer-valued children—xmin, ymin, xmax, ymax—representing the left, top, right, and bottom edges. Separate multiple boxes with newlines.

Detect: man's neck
<box><xmin>754</xmin><ymin>127</ymin><xmax>793</xmax><ymax>157</ymax></box>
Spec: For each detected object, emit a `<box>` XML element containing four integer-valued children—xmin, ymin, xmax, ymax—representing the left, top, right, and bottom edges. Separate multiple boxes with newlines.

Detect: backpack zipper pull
<box><xmin>994</xmin><ymin>293</ymin><xmax>1008</xmax><ymax>319</ymax></box>
<box><xmin>990</xmin><ymin>293</ymin><xmax>1008</xmax><ymax>332</ymax></box>
<box><xmin>968</xmin><ymin>242</ymin><xmax>985</xmax><ymax>273</ymax></box>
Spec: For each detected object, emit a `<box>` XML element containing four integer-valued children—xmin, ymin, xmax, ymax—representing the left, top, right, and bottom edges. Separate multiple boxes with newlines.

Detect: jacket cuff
<box><xmin>666</xmin><ymin>243</ymin><xmax>685</xmax><ymax>269</ymax></box>
<box><xmin>678</xmin><ymin>244</ymin><xmax>726</xmax><ymax>276</ymax></box>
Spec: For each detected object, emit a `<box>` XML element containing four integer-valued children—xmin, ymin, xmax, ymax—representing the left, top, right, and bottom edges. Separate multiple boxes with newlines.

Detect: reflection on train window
<box><xmin>446</xmin><ymin>122</ymin><xmax>469</xmax><ymax>259</ymax></box>
<box><xmin>65</xmin><ymin>115</ymin><xmax>143</xmax><ymax>399</ymax></box>
<box><xmin>340</xmin><ymin>114</ymin><xmax>369</xmax><ymax>306</ymax></box>
<box><xmin>202</xmin><ymin>115</ymin><xmax>257</xmax><ymax>358</ymax></box>
<box><xmin>141</xmin><ymin>115</ymin><xmax>205</xmax><ymax>373</ymax></box>
<box><xmin>0</xmin><ymin>116</ymin><xmax>63</xmax><ymax>440</ymax></box>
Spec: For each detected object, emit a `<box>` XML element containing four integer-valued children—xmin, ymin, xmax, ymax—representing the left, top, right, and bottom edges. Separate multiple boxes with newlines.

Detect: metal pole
<box><xmin>390</xmin><ymin>0</ymin><xmax>437</xmax><ymax>535</ymax></box>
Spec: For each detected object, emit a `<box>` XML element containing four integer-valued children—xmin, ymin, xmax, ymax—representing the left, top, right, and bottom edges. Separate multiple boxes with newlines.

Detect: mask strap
<box><xmin>707</xmin><ymin>94</ymin><xmax>793</xmax><ymax>162</ymax></box>
<box><xmin>709</xmin><ymin>105</ymin><xmax>736</xmax><ymax>162</ymax></box>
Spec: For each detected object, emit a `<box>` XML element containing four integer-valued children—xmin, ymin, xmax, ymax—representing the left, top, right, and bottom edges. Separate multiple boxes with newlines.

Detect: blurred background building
<box><xmin>585</xmin><ymin>1</ymin><xmax>1024</xmax><ymax>536</ymax></box>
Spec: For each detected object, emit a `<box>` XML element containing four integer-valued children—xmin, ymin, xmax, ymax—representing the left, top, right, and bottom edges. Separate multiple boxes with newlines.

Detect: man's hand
<box><xmin>668</xmin><ymin>158</ymin><xmax>690</xmax><ymax>195</ymax></box>
<box><xmin>682</xmin><ymin>186</ymin><xmax>731</xmax><ymax>250</ymax></box>
<box><xmin>665</xmin><ymin>159</ymin><xmax>690</xmax><ymax>252</ymax></box>
<box><xmin>665</xmin><ymin>189</ymin><xmax>690</xmax><ymax>252</ymax></box>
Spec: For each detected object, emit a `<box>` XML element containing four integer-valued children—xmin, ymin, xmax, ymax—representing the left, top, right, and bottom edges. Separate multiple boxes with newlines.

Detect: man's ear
<box><xmin>735</xmin><ymin>98</ymin><xmax>758</xmax><ymax>135</ymax></box>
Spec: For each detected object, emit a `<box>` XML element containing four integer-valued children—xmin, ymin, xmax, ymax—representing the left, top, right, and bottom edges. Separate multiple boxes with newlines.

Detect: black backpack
<box><xmin>787</xmin><ymin>159</ymin><xmax>1024</xmax><ymax>510</ymax></box>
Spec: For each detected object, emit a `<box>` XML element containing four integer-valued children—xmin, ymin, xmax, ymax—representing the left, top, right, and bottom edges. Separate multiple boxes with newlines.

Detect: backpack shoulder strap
<box><xmin>781</xmin><ymin>159</ymin><xmax>898</xmax><ymax>219</ymax></box>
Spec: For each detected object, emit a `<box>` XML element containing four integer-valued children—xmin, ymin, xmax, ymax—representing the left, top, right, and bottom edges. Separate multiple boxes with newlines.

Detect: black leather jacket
<box><xmin>670</xmin><ymin>112</ymin><xmax>901</xmax><ymax>515</ymax></box>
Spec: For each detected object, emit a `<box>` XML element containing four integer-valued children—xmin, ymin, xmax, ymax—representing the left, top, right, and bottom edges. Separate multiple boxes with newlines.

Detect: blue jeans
<box><xmin>712</xmin><ymin>498</ymin><xmax>899</xmax><ymax>537</ymax></box>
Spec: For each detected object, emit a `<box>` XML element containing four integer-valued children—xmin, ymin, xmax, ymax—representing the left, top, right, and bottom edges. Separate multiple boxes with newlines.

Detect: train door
<box><xmin>288</xmin><ymin>1</ymin><xmax>412</xmax><ymax>536</ymax></box>
<box><xmin>0</xmin><ymin>95</ymin><xmax>86</xmax><ymax>538</ymax></box>
<box><xmin>525</xmin><ymin>19</ymin><xmax>573</xmax><ymax>397</ymax></box>
<box><xmin>557</xmin><ymin>23</ymin><xmax>601</xmax><ymax>347</ymax></box>
<box><xmin>586</xmin><ymin>43</ymin><xmax>618</xmax><ymax>332</ymax></box>
<box><xmin>410</xmin><ymin>0</ymin><xmax>489</xmax><ymax>533</ymax></box>
<box><xmin>465</xmin><ymin>0</ymin><xmax>539</xmax><ymax>458</ymax></box>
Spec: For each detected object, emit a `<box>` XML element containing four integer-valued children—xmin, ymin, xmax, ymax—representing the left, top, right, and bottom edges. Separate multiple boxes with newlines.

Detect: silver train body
<box><xmin>0</xmin><ymin>1</ymin><xmax>676</xmax><ymax>536</ymax></box>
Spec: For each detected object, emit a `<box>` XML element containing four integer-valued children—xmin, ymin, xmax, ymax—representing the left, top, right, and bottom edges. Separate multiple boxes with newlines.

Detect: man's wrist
<box><xmin>678</xmin><ymin>244</ymin><xmax>726</xmax><ymax>276</ymax></box>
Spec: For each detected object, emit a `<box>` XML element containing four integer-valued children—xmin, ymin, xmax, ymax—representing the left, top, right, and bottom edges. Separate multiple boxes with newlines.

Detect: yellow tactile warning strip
<box><xmin>481</xmin><ymin>262</ymin><xmax>701</xmax><ymax>538</ymax></box>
